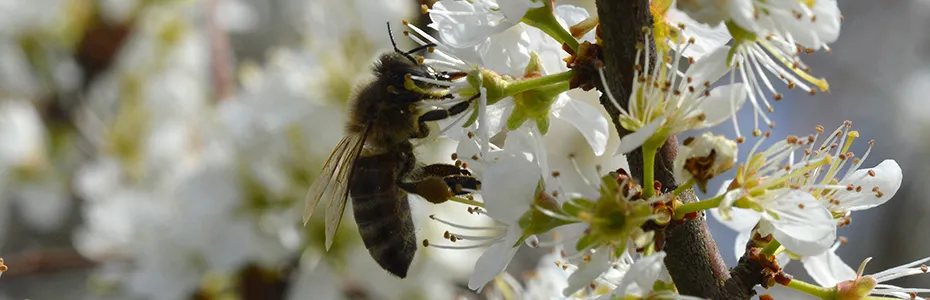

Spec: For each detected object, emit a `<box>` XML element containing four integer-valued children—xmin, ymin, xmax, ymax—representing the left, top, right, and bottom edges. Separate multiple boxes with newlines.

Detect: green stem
<box><xmin>786</xmin><ymin>279</ymin><xmax>835</xmax><ymax>300</ymax></box>
<box><xmin>673</xmin><ymin>194</ymin><xmax>724</xmax><ymax>219</ymax></box>
<box><xmin>642</xmin><ymin>143</ymin><xmax>657</xmax><ymax>199</ymax></box>
<box><xmin>503</xmin><ymin>70</ymin><xmax>575</xmax><ymax>96</ymax></box>
<box><xmin>671</xmin><ymin>178</ymin><xmax>694</xmax><ymax>199</ymax></box>
<box><xmin>761</xmin><ymin>238</ymin><xmax>782</xmax><ymax>256</ymax></box>
<box><xmin>521</xmin><ymin>6</ymin><xmax>580</xmax><ymax>52</ymax></box>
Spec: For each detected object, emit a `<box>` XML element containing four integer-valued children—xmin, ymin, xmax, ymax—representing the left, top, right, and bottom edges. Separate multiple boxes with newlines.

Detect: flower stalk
<box><xmin>521</xmin><ymin>2</ymin><xmax>581</xmax><ymax>51</ymax></box>
<box><xmin>673</xmin><ymin>194</ymin><xmax>724</xmax><ymax>220</ymax></box>
<box><xmin>503</xmin><ymin>69</ymin><xmax>575</xmax><ymax>96</ymax></box>
<box><xmin>787</xmin><ymin>279</ymin><xmax>836</xmax><ymax>300</ymax></box>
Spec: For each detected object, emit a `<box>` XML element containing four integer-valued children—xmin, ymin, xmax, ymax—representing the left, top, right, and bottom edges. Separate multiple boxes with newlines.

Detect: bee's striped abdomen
<box><xmin>350</xmin><ymin>153</ymin><xmax>416</xmax><ymax>278</ymax></box>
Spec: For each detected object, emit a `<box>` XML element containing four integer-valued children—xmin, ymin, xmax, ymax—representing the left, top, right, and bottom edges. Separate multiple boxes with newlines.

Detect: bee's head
<box><xmin>375</xmin><ymin>52</ymin><xmax>444</xmax><ymax>90</ymax></box>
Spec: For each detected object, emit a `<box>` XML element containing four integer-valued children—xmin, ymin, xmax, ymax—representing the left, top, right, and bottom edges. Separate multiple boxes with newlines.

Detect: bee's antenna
<box><xmin>386</xmin><ymin>21</ymin><xmax>438</xmax><ymax>64</ymax></box>
<box><xmin>387</xmin><ymin>21</ymin><xmax>403</xmax><ymax>54</ymax></box>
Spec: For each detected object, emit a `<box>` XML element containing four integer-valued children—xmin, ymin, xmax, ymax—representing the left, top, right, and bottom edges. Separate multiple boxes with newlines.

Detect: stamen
<box><xmin>598</xmin><ymin>67</ymin><xmax>625</xmax><ymax>116</ymax></box>
<box><xmin>532</xmin><ymin>204</ymin><xmax>583</xmax><ymax>223</ymax></box>
<box><xmin>424</xmin><ymin>238</ymin><xmax>503</xmax><ymax>249</ymax></box>
<box><xmin>568</xmin><ymin>154</ymin><xmax>597</xmax><ymax>191</ymax></box>
<box><xmin>429</xmin><ymin>214</ymin><xmax>506</xmax><ymax>230</ymax></box>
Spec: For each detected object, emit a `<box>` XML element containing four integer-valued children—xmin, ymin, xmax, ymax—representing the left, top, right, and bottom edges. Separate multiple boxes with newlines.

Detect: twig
<box><xmin>208</xmin><ymin>0</ymin><xmax>235</xmax><ymax>101</ymax></box>
<box><xmin>0</xmin><ymin>249</ymin><xmax>98</xmax><ymax>278</ymax></box>
<box><xmin>591</xmin><ymin>1</ymin><xmax>763</xmax><ymax>299</ymax></box>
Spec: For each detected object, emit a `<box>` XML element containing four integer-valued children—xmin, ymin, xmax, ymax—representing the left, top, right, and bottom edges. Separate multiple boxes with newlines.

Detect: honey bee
<box><xmin>302</xmin><ymin>23</ymin><xmax>480</xmax><ymax>278</ymax></box>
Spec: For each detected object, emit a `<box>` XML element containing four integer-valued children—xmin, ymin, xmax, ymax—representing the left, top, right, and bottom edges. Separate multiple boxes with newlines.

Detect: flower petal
<box><xmin>554</xmin><ymin>5</ymin><xmax>596</xmax><ymax>43</ymax></box>
<box><xmin>428</xmin><ymin>1</ymin><xmax>504</xmax><ymax>48</ymax></box>
<box><xmin>467</xmin><ymin>226</ymin><xmax>522</xmax><ymax>291</ymax></box>
<box><xmin>482</xmin><ymin>153</ymin><xmax>541</xmax><ymax>224</ymax></box>
<box><xmin>760</xmin><ymin>0</ymin><xmax>841</xmax><ymax>49</ymax></box>
<box><xmin>563</xmin><ymin>247</ymin><xmax>610</xmax><ymax>296</ymax></box>
<box><xmin>802</xmin><ymin>247</ymin><xmax>856</xmax><ymax>287</ymax></box>
<box><xmin>618</xmin><ymin>252</ymin><xmax>667</xmax><ymax>295</ymax></box>
<box><xmin>694</xmin><ymin>83</ymin><xmax>747</xmax><ymax>129</ymax></box>
<box><xmin>764</xmin><ymin>191</ymin><xmax>836</xmax><ymax>256</ymax></box>
<box><xmin>666</xmin><ymin>7</ymin><xmax>732</xmax><ymax>60</ymax></box>
<box><xmin>683</xmin><ymin>44</ymin><xmax>730</xmax><ymax>88</ymax></box>
<box><xmin>732</xmin><ymin>229</ymin><xmax>752</xmax><ymax>262</ymax></box>
<box><xmin>710</xmin><ymin>205</ymin><xmax>761</xmax><ymax>232</ymax></box>
<box><xmin>499</xmin><ymin>0</ymin><xmax>543</xmax><ymax>20</ymax></box>
<box><xmin>833</xmin><ymin>159</ymin><xmax>902</xmax><ymax>211</ymax></box>
<box><xmin>615</xmin><ymin>116</ymin><xmax>665</xmax><ymax>156</ymax></box>
<box><xmin>726</xmin><ymin>0</ymin><xmax>759</xmax><ymax>34</ymax></box>
<box><xmin>550</xmin><ymin>95</ymin><xmax>610</xmax><ymax>156</ymax></box>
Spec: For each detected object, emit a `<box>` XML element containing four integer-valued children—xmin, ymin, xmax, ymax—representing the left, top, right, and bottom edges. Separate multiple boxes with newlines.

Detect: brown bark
<box><xmin>592</xmin><ymin>1</ymin><xmax>763</xmax><ymax>298</ymax></box>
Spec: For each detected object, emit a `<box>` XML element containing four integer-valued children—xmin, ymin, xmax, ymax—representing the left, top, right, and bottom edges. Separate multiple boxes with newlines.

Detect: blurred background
<box><xmin>0</xmin><ymin>0</ymin><xmax>928</xmax><ymax>299</ymax></box>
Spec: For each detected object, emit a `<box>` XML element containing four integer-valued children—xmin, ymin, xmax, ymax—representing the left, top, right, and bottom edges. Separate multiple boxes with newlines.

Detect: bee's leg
<box><xmin>398</xmin><ymin>177</ymin><xmax>453</xmax><ymax>204</ymax></box>
<box><xmin>398</xmin><ymin>163</ymin><xmax>478</xmax><ymax>204</ymax></box>
<box><xmin>421</xmin><ymin>163</ymin><xmax>472</xmax><ymax>177</ymax></box>
<box><xmin>417</xmin><ymin>94</ymin><xmax>479</xmax><ymax>123</ymax></box>
<box><xmin>441</xmin><ymin>175</ymin><xmax>481</xmax><ymax>195</ymax></box>
<box><xmin>413</xmin><ymin>96</ymin><xmax>475</xmax><ymax>138</ymax></box>
<box><xmin>436</xmin><ymin>71</ymin><xmax>468</xmax><ymax>82</ymax></box>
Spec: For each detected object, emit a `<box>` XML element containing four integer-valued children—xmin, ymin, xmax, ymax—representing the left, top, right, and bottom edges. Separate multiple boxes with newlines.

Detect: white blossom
<box><xmin>674</xmin><ymin>0</ymin><xmax>842</xmax><ymax>50</ymax></box>
<box><xmin>426</xmin><ymin>0</ymin><xmax>544</xmax><ymax>48</ymax></box>
<box><xmin>605</xmin><ymin>34</ymin><xmax>747</xmax><ymax>155</ymax></box>
<box><xmin>713</xmin><ymin>133</ymin><xmax>838</xmax><ymax>257</ymax></box>
<box><xmin>407</xmin><ymin>7</ymin><xmax>610</xmax><ymax>156</ymax></box>
<box><xmin>425</xmin><ymin>126</ymin><xmax>549</xmax><ymax>292</ymax></box>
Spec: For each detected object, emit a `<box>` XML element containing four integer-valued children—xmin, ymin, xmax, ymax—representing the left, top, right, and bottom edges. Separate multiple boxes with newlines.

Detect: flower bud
<box><xmin>674</xmin><ymin>132</ymin><xmax>738</xmax><ymax>193</ymax></box>
<box><xmin>835</xmin><ymin>275</ymin><xmax>877</xmax><ymax>300</ymax></box>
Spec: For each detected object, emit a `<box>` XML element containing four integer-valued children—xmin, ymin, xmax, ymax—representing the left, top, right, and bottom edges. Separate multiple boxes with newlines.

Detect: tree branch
<box><xmin>592</xmin><ymin>1</ymin><xmax>763</xmax><ymax>299</ymax></box>
<box><xmin>0</xmin><ymin>249</ymin><xmax>97</xmax><ymax>278</ymax></box>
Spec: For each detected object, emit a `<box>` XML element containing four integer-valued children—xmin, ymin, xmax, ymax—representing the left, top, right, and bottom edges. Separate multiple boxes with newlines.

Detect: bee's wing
<box><xmin>301</xmin><ymin>127</ymin><xmax>369</xmax><ymax>251</ymax></box>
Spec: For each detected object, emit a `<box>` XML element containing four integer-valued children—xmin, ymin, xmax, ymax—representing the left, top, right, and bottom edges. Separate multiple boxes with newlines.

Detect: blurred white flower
<box><xmin>596</xmin><ymin>252</ymin><xmax>682</xmax><ymax>300</ymax></box>
<box><xmin>0</xmin><ymin>40</ymin><xmax>42</xmax><ymax>97</ymax></box>
<box><xmin>287</xmin><ymin>0</ymin><xmax>413</xmax><ymax>45</ymax></box>
<box><xmin>523</xmin><ymin>251</ymin><xmax>571</xmax><ymax>299</ymax></box>
<box><xmin>0</xmin><ymin>0</ymin><xmax>67</xmax><ymax>35</ymax></box>
<box><xmin>0</xmin><ymin>99</ymin><xmax>48</xmax><ymax>171</ymax></box>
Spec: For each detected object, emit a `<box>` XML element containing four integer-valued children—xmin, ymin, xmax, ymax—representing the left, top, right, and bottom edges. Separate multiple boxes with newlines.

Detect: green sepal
<box><xmin>575</xmin><ymin>231</ymin><xmax>600</xmax><ymax>252</ymax></box>
<box><xmin>562</xmin><ymin>198</ymin><xmax>594</xmax><ymax>218</ymax></box>
<box><xmin>535</xmin><ymin>115</ymin><xmax>550</xmax><ymax>134</ymax></box>
<box><xmin>507</xmin><ymin>102</ymin><xmax>531</xmax><ymax>130</ymax></box>
<box><xmin>524</xmin><ymin>51</ymin><xmax>543</xmax><ymax>76</ymax></box>
<box><xmin>515</xmin><ymin>178</ymin><xmax>576</xmax><ymax>247</ymax></box>
<box><xmin>724</xmin><ymin>21</ymin><xmax>757</xmax><ymax>67</ymax></box>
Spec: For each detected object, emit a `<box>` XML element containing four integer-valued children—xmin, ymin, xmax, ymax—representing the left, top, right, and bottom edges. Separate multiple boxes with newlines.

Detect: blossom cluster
<box><xmin>0</xmin><ymin>0</ymin><xmax>927</xmax><ymax>299</ymax></box>
<box><xmin>365</xmin><ymin>0</ymin><xmax>928</xmax><ymax>299</ymax></box>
